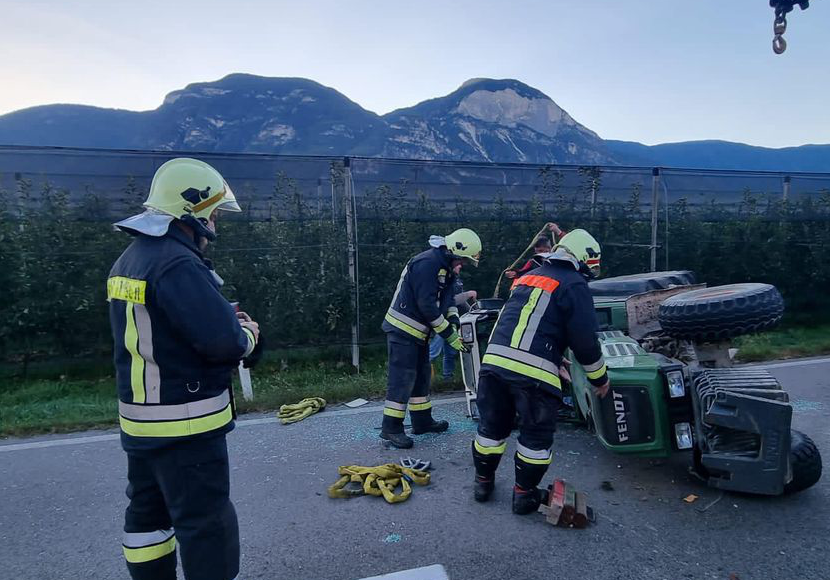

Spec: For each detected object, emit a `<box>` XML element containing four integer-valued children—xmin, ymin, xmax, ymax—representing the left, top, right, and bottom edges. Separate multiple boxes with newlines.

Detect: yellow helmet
<box><xmin>555</xmin><ymin>229</ymin><xmax>601</xmax><ymax>275</ymax></box>
<box><xmin>114</xmin><ymin>158</ymin><xmax>239</xmax><ymax>239</ymax></box>
<box><xmin>445</xmin><ymin>228</ymin><xmax>482</xmax><ymax>266</ymax></box>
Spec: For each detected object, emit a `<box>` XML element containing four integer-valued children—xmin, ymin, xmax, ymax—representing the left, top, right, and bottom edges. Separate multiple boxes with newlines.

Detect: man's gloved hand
<box><xmin>243</xmin><ymin>333</ymin><xmax>265</xmax><ymax>369</ymax></box>
<box><xmin>593</xmin><ymin>378</ymin><xmax>610</xmax><ymax>399</ymax></box>
<box><xmin>446</xmin><ymin>331</ymin><xmax>468</xmax><ymax>353</ymax></box>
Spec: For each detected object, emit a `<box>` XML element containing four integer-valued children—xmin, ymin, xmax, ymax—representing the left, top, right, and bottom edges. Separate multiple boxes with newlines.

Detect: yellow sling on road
<box><xmin>278</xmin><ymin>397</ymin><xmax>326</xmax><ymax>424</ymax></box>
<box><xmin>328</xmin><ymin>464</ymin><xmax>431</xmax><ymax>504</ymax></box>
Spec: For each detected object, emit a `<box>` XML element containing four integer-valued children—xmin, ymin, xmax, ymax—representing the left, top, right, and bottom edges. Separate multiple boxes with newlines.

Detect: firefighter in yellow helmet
<box><xmin>380</xmin><ymin>228</ymin><xmax>482</xmax><ymax>448</ymax></box>
<box><xmin>108</xmin><ymin>158</ymin><xmax>259</xmax><ymax>580</ymax></box>
<box><xmin>471</xmin><ymin>228</ymin><xmax>609</xmax><ymax>515</ymax></box>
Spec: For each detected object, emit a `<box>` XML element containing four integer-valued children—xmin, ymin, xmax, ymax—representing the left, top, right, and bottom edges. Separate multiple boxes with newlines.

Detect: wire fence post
<box><xmin>343</xmin><ymin>157</ymin><xmax>360</xmax><ymax>371</ymax></box>
<box><xmin>590</xmin><ymin>176</ymin><xmax>598</xmax><ymax>219</ymax></box>
<box><xmin>783</xmin><ymin>174</ymin><xmax>791</xmax><ymax>203</ymax></box>
<box><xmin>650</xmin><ymin>167</ymin><xmax>660</xmax><ymax>272</ymax></box>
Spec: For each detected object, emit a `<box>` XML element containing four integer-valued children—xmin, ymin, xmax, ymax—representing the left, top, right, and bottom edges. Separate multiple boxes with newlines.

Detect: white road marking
<box><xmin>0</xmin><ymin>396</ymin><xmax>468</xmax><ymax>452</ymax></box>
<box><xmin>747</xmin><ymin>356</ymin><xmax>830</xmax><ymax>370</ymax></box>
<box><xmin>357</xmin><ymin>564</ymin><xmax>449</xmax><ymax>580</ymax></box>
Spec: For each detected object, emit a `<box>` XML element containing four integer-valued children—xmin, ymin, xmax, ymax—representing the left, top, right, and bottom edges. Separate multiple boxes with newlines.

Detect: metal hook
<box><xmin>773</xmin><ymin>35</ymin><xmax>787</xmax><ymax>54</ymax></box>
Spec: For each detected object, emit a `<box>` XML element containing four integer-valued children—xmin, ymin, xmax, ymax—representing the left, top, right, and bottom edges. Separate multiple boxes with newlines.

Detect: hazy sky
<box><xmin>3</xmin><ymin>0</ymin><xmax>828</xmax><ymax>147</ymax></box>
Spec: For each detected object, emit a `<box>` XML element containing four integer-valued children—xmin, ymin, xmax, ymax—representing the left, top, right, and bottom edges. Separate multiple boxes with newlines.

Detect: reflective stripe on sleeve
<box><xmin>242</xmin><ymin>327</ymin><xmax>256</xmax><ymax>357</ymax></box>
<box><xmin>431</xmin><ymin>315</ymin><xmax>449</xmax><ymax>333</ymax></box>
<box><xmin>584</xmin><ymin>358</ymin><xmax>608</xmax><ymax>380</ymax></box>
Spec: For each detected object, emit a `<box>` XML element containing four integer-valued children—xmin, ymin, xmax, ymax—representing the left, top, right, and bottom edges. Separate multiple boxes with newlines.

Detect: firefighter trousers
<box><xmin>472</xmin><ymin>370</ymin><xmax>562</xmax><ymax>490</ymax></box>
<box><xmin>122</xmin><ymin>435</ymin><xmax>239</xmax><ymax>580</ymax></box>
<box><xmin>381</xmin><ymin>334</ymin><xmax>437</xmax><ymax>433</ymax></box>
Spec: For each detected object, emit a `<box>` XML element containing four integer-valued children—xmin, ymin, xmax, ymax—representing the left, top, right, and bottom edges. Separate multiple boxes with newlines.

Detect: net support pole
<box><xmin>343</xmin><ymin>157</ymin><xmax>360</xmax><ymax>372</ymax></box>
<box><xmin>650</xmin><ymin>167</ymin><xmax>660</xmax><ymax>272</ymax></box>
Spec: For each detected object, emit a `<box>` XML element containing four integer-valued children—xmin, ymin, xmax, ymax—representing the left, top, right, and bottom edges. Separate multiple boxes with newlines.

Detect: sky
<box><xmin>2</xmin><ymin>0</ymin><xmax>828</xmax><ymax>148</ymax></box>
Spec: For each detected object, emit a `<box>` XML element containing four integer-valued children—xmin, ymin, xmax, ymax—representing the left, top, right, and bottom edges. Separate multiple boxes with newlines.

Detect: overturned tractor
<box><xmin>459</xmin><ymin>271</ymin><xmax>822</xmax><ymax>496</ymax></box>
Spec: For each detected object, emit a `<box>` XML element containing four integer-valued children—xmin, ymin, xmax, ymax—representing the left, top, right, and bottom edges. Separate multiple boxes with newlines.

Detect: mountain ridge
<box><xmin>1</xmin><ymin>74</ymin><xmax>828</xmax><ymax>172</ymax></box>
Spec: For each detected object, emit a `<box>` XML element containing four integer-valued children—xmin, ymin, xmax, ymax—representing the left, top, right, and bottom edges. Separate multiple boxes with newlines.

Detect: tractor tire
<box><xmin>784</xmin><ymin>430</ymin><xmax>822</xmax><ymax>494</ymax></box>
<box><xmin>657</xmin><ymin>283</ymin><xmax>784</xmax><ymax>341</ymax></box>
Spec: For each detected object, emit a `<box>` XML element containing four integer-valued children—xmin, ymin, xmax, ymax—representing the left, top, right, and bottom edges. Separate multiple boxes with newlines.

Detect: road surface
<box><xmin>1</xmin><ymin>358</ymin><xmax>828</xmax><ymax>580</ymax></box>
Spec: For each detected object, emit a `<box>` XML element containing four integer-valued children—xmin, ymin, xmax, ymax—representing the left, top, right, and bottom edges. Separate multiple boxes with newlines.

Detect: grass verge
<box><xmin>0</xmin><ymin>347</ymin><xmax>462</xmax><ymax>438</ymax></box>
<box><xmin>4</xmin><ymin>324</ymin><xmax>829</xmax><ymax>438</ymax></box>
<box><xmin>734</xmin><ymin>324</ymin><xmax>830</xmax><ymax>362</ymax></box>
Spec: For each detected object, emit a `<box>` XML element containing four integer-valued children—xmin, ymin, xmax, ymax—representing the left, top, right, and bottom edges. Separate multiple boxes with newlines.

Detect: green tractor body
<box><xmin>459</xmin><ymin>270</ymin><xmax>822</xmax><ymax>495</ymax></box>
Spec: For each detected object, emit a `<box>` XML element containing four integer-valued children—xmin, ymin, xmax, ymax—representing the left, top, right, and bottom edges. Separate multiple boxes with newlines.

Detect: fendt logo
<box><xmin>612</xmin><ymin>390</ymin><xmax>629</xmax><ymax>443</ymax></box>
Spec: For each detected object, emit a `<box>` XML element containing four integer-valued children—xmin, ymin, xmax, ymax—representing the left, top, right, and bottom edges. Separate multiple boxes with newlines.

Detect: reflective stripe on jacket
<box><xmin>108</xmin><ymin>226</ymin><xmax>255</xmax><ymax>453</ymax></box>
<box><xmin>382</xmin><ymin>247</ymin><xmax>457</xmax><ymax>343</ymax></box>
<box><xmin>482</xmin><ymin>258</ymin><xmax>607</xmax><ymax>393</ymax></box>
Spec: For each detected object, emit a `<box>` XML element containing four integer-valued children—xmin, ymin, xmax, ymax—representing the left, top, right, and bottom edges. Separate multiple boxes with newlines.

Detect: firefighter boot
<box><xmin>512</xmin><ymin>485</ymin><xmax>543</xmax><ymax>515</ymax></box>
<box><xmin>380</xmin><ymin>431</ymin><xmax>414</xmax><ymax>449</ymax></box>
<box><xmin>410</xmin><ymin>406</ymin><xmax>449</xmax><ymax>435</ymax></box>
<box><xmin>381</xmin><ymin>414</ymin><xmax>413</xmax><ymax>449</ymax></box>
<box><xmin>513</xmin><ymin>450</ymin><xmax>549</xmax><ymax>514</ymax></box>
<box><xmin>411</xmin><ymin>419</ymin><xmax>449</xmax><ymax>435</ymax></box>
<box><xmin>472</xmin><ymin>440</ymin><xmax>503</xmax><ymax>503</ymax></box>
<box><xmin>474</xmin><ymin>477</ymin><xmax>495</xmax><ymax>502</ymax></box>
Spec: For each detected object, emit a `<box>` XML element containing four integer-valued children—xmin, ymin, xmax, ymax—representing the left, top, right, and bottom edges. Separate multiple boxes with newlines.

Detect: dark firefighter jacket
<box><xmin>382</xmin><ymin>247</ymin><xmax>459</xmax><ymax>344</ymax></box>
<box><xmin>481</xmin><ymin>252</ymin><xmax>608</xmax><ymax>395</ymax></box>
<box><xmin>108</xmin><ymin>226</ymin><xmax>256</xmax><ymax>454</ymax></box>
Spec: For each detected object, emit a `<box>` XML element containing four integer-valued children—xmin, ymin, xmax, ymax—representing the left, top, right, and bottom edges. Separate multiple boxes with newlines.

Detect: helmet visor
<box><xmin>217</xmin><ymin>181</ymin><xmax>241</xmax><ymax>212</ymax></box>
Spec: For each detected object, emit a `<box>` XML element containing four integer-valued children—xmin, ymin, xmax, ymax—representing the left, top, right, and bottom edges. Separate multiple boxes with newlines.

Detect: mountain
<box><xmin>375</xmin><ymin>78</ymin><xmax>614</xmax><ymax>164</ymax></box>
<box><xmin>0</xmin><ymin>75</ymin><xmax>614</xmax><ymax>165</ymax></box>
<box><xmin>606</xmin><ymin>140</ymin><xmax>830</xmax><ymax>173</ymax></box>
<box><xmin>0</xmin><ymin>74</ymin><xmax>827</xmax><ymax>171</ymax></box>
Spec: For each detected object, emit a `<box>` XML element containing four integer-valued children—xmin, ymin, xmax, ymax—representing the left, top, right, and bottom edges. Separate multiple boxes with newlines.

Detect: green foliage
<box><xmin>2</xmin><ymin>165</ymin><xmax>830</xmax><ymax>378</ymax></box>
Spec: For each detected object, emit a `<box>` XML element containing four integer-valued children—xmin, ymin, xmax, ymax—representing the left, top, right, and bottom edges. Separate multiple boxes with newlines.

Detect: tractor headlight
<box><xmin>666</xmin><ymin>370</ymin><xmax>685</xmax><ymax>398</ymax></box>
<box><xmin>461</xmin><ymin>322</ymin><xmax>474</xmax><ymax>343</ymax></box>
<box><xmin>674</xmin><ymin>422</ymin><xmax>694</xmax><ymax>450</ymax></box>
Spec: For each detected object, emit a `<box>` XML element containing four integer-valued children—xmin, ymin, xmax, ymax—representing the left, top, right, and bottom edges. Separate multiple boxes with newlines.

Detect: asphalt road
<box><xmin>1</xmin><ymin>358</ymin><xmax>828</xmax><ymax>580</ymax></box>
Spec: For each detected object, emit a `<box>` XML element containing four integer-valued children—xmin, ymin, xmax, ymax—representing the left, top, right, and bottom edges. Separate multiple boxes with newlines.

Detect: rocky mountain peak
<box><xmin>454</xmin><ymin>85</ymin><xmax>577</xmax><ymax>139</ymax></box>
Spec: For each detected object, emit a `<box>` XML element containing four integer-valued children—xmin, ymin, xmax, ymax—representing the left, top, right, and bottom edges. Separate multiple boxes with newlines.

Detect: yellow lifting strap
<box><xmin>277</xmin><ymin>397</ymin><xmax>326</xmax><ymax>424</ymax></box>
<box><xmin>328</xmin><ymin>464</ymin><xmax>431</xmax><ymax>504</ymax></box>
<box><xmin>491</xmin><ymin>223</ymin><xmax>555</xmax><ymax>298</ymax></box>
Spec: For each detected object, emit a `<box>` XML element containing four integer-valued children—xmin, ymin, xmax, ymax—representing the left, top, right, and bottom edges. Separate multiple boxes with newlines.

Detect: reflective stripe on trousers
<box><xmin>474</xmin><ymin>433</ymin><xmax>507</xmax><ymax>455</ymax></box>
<box><xmin>516</xmin><ymin>441</ymin><xmax>552</xmax><ymax>465</ymax></box>
<box><xmin>123</xmin><ymin>529</ymin><xmax>176</xmax><ymax>564</ymax></box>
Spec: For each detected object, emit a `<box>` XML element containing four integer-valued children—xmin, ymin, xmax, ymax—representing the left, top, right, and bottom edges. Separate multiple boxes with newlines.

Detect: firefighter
<box><xmin>108</xmin><ymin>158</ymin><xmax>260</xmax><ymax>580</ymax></box>
<box><xmin>380</xmin><ymin>228</ymin><xmax>482</xmax><ymax>449</ymax></box>
<box><xmin>503</xmin><ymin>223</ymin><xmax>565</xmax><ymax>280</ymax></box>
<box><xmin>471</xmin><ymin>229</ymin><xmax>609</xmax><ymax>514</ymax></box>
